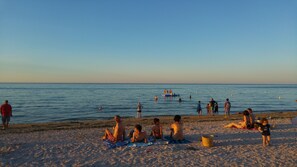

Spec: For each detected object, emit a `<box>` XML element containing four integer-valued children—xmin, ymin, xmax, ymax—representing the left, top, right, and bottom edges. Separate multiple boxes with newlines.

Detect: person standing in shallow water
<box><xmin>224</xmin><ymin>98</ymin><xmax>231</xmax><ymax>117</ymax></box>
<box><xmin>136</xmin><ymin>102</ymin><xmax>143</xmax><ymax>118</ymax></box>
<box><xmin>197</xmin><ymin>101</ymin><xmax>202</xmax><ymax>116</ymax></box>
<box><xmin>1</xmin><ymin>100</ymin><xmax>12</xmax><ymax>130</ymax></box>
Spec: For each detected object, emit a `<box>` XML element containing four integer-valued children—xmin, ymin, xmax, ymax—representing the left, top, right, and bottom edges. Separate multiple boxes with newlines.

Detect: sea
<box><xmin>0</xmin><ymin>83</ymin><xmax>296</xmax><ymax>124</ymax></box>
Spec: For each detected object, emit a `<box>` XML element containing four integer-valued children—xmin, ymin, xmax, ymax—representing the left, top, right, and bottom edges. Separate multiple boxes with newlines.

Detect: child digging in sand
<box><xmin>151</xmin><ymin>118</ymin><xmax>163</xmax><ymax>141</ymax></box>
<box><xmin>131</xmin><ymin>124</ymin><xmax>148</xmax><ymax>143</ymax></box>
<box><xmin>170</xmin><ymin>115</ymin><xmax>184</xmax><ymax>141</ymax></box>
<box><xmin>258</xmin><ymin>118</ymin><xmax>271</xmax><ymax>147</ymax></box>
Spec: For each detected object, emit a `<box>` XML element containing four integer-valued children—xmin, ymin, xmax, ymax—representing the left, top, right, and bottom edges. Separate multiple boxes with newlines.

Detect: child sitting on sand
<box><xmin>151</xmin><ymin>118</ymin><xmax>163</xmax><ymax>141</ymax></box>
<box><xmin>131</xmin><ymin>124</ymin><xmax>148</xmax><ymax>143</ymax></box>
<box><xmin>102</xmin><ymin>115</ymin><xmax>125</xmax><ymax>142</ymax></box>
<box><xmin>258</xmin><ymin>118</ymin><xmax>271</xmax><ymax>147</ymax></box>
<box><xmin>170</xmin><ymin>115</ymin><xmax>184</xmax><ymax>141</ymax></box>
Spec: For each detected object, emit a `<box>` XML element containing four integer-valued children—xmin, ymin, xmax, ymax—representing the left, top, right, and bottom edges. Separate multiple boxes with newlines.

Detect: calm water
<box><xmin>0</xmin><ymin>83</ymin><xmax>296</xmax><ymax>124</ymax></box>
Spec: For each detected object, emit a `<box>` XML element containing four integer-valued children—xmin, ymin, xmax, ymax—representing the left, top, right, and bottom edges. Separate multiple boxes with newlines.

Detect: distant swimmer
<box><xmin>98</xmin><ymin>106</ymin><xmax>103</xmax><ymax>111</ymax></box>
<box><xmin>154</xmin><ymin>96</ymin><xmax>158</xmax><ymax>101</ymax></box>
<box><xmin>178</xmin><ymin>98</ymin><xmax>182</xmax><ymax>103</ymax></box>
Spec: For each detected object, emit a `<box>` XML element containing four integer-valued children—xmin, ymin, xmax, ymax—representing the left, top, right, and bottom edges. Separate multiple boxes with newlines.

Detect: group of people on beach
<box><xmin>102</xmin><ymin>115</ymin><xmax>184</xmax><ymax>144</ymax></box>
<box><xmin>103</xmin><ymin>107</ymin><xmax>272</xmax><ymax>148</ymax></box>
<box><xmin>196</xmin><ymin>98</ymin><xmax>231</xmax><ymax>116</ymax></box>
<box><xmin>137</xmin><ymin>97</ymin><xmax>232</xmax><ymax>119</ymax></box>
<box><xmin>224</xmin><ymin>108</ymin><xmax>271</xmax><ymax>147</ymax></box>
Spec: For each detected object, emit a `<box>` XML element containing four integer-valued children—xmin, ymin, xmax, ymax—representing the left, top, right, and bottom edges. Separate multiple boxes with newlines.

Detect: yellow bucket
<box><xmin>202</xmin><ymin>135</ymin><xmax>214</xmax><ymax>147</ymax></box>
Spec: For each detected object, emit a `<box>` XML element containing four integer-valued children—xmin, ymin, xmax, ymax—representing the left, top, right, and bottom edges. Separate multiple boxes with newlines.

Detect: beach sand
<box><xmin>1</xmin><ymin>112</ymin><xmax>297</xmax><ymax>166</ymax></box>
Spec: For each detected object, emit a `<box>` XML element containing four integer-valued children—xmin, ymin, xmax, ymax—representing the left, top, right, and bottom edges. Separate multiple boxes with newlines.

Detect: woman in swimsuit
<box><xmin>224</xmin><ymin>110</ymin><xmax>251</xmax><ymax>129</ymax></box>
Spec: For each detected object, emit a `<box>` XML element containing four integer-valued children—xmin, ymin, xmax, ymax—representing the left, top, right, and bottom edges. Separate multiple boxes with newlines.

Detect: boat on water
<box><xmin>162</xmin><ymin>93</ymin><xmax>180</xmax><ymax>97</ymax></box>
<box><xmin>162</xmin><ymin>89</ymin><xmax>180</xmax><ymax>97</ymax></box>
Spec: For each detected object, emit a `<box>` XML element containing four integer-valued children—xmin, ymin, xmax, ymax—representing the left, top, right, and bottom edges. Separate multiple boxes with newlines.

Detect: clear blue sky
<box><xmin>1</xmin><ymin>0</ymin><xmax>296</xmax><ymax>83</ymax></box>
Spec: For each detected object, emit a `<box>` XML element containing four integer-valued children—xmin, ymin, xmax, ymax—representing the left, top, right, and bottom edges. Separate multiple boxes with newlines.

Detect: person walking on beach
<box><xmin>0</xmin><ymin>100</ymin><xmax>12</xmax><ymax>130</ymax></box>
<box><xmin>136</xmin><ymin>102</ymin><xmax>143</xmax><ymax>118</ymax></box>
<box><xmin>102</xmin><ymin>115</ymin><xmax>125</xmax><ymax>142</ymax></box>
<box><xmin>258</xmin><ymin>118</ymin><xmax>271</xmax><ymax>147</ymax></box>
<box><xmin>197</xmin><ymin>101</ymin><xmax>202</xmax><ymax>116</ymax></box>
<box><xmin>224</xmin><ymin>98</ymin><xmax>231</xmax><ymax>117</ymax></box>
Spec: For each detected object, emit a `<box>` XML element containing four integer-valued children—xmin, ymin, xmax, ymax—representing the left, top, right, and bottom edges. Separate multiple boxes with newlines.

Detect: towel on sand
<box><xmin>103</xmin><ymin>140</ymin><xmax>130</xmax><ymax>149</ymax></box>
<box><xmin>164</xmin><ymin>136</ymin><xmax>191</xmax><ymax>144</ymax></box>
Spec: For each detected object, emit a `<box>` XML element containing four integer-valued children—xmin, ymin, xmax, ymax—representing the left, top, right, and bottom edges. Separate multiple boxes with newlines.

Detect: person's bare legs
<box><xmin>262</xmin><ymin>135</ymin><xmax>267</xmax><ymax>147</ymax></box>
<box><xmin>266</xmin><ymin>136</ymin><xmax>271</xmax><ymax>146</ymax></box>
<box><xmin>102</xmin><ymin>129</ymin><xmax>112</xmax><ymax>140</ymax></box>
<box><xmin>224</xmin><ymin>123</ymin><xmax>242</xmax><ymax>128</ymax></box>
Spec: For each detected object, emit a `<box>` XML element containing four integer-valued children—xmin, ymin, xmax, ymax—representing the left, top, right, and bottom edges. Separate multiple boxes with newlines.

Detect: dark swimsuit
<box><xmin>260</xmin><ymin>124</ymin><xmax>271</xmax><ymax>136</ymax></box>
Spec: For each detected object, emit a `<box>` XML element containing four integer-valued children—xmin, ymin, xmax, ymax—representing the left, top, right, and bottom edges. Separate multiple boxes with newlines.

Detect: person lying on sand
<box><xmin>224</xmin><ymin>110</ymin><xmax>252</xmax><ymax>129</ymax></box>
<box><xmin>102</xmin><ymin>115</ymin><xmax>125</xmax><ymax>142</ymax></box>
<box><xmin>151</xmin><ymin>118</ymin><xmax>163</xmax><ymax>141</ymax></box>
<box><xmin>131</xmin><ymin>124</ymin><xmax>148</xmax><ymax>143</ymax></box>
<box><xmin>170</xmin><ymin>115</ymin><xmax>184</xmax><ymax>141</ymax></box>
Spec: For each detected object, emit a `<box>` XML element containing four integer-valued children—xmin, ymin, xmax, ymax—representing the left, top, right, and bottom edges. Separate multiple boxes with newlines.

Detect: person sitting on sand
<box><xmin>131</xmin><ymin>124</ymin><xmax>148</xmax><ymax>143</ymax></box>
<box><xmin>258</xmin><ymin>118</ymin><xmax>271</xmax><ymax>147</ymax></box>
<box><xmin>151</xmin><ymin>118</ymin><xmax>163</xmax><ymax>140</ymax></box>
<box><xmin>170</xmin><ymin>115</ymin><xmax>184</xmax><ymax>141</ymax></box>
<box><xmin>102</xmin><ymin>115</ymin><xmax>125</xmax><ymax>142</ymax></box>
<box><xmin>247</xmin><ymin>108</ymin><xmax>255</xmax><ymax>128</ymax></box>
<box><xmin>224</xmin><ymin>110</ymin><xmax>251</xmax><ymax>129</ymax></box>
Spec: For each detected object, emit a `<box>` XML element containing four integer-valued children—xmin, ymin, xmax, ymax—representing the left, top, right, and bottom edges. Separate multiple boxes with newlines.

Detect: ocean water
<box><xmin>0</xmin><ymin>83</ymin><xmax>296</xmax><ymax>124</ymax></box>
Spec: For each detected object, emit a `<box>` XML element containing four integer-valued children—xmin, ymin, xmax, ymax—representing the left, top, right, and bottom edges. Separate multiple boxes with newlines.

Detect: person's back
<box><xmin>247</xmin><ymin>108</ymin><xmax>255</xmax><ymax>127</ymax></box>
<box><xmin>243</xmin><ymin>111</ymin><xmax>252</xmax><ymax>128</ymax></box>
<box><xmin>114</xmin><ymin>121</ymin><xmax>125</xmax><ymax>141</ymax></box>
<box><xmin>151</xmin><ymin>118</ymin><xmax>162</xmax><ymax>139</ymax></box>
<box><xmin>170</xmin><ymin>115</ymin><xmax>184</xmax><ymax>140</ymax></box>
<box><xmin>1</xmin><ymin>102</ymin><xmax>12</xmax><ymax>117</ymax></box>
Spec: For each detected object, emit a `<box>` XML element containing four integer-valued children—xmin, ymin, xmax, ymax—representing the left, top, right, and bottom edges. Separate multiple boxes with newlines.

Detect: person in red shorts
<box><xmin>0</xmin><ymin>100</ymin><xmax>12</xmax><ymax>130</ymax></box>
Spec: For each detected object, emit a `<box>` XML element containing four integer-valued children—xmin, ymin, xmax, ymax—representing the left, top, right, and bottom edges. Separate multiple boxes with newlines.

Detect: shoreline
<box><xmin>2</xmin><ymin>111</ymin><xmax>297</xmax><ymax>134</ymax></box>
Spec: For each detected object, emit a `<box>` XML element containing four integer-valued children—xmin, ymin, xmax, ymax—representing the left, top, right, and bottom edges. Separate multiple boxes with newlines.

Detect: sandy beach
<box><xmin>1</xmin><ymin>111</ymin><xmax>297</xmax><ymax>166</ymax></box>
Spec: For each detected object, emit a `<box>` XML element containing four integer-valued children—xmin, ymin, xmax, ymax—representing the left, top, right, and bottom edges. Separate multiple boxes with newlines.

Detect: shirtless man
<box><xmin>131</xmin><ymin>124</ymin><xmax>148</xmax><ymax>143</ymax></box>
<box><xmin>170</xmin><ymin>115</ymin><xmax>184</xmax><ymax>141</ymax></box>
<box><xmin>102</xmin><ymin>115</ymin><xmax>125</xmax><ymax>142</ymax></box>
<box><xmin>151</xmin><ymin>118</ymin><xmax>163</xmax><ymax>140</ymax></box>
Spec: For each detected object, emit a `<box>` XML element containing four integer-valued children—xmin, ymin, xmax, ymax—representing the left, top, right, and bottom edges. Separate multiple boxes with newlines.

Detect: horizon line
<box><xmin>0</xmin><ymin>82</ymin><xmax>296</xmax><ymax>85</ymax></box>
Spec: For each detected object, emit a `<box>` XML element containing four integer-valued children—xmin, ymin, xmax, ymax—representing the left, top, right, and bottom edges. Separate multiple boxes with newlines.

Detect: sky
<box><xmin>0</xmin><ymin>0</ymin><xmax>296</xmax><ymax>84</ymax></box>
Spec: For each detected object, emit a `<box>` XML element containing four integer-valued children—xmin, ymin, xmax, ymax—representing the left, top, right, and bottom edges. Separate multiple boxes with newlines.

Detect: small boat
<box><xmin>162</xmin><ymin>93</ymin><xmax>180</xmax><ymax>97</ymax></box>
